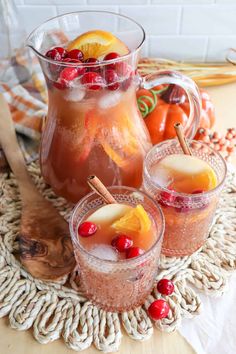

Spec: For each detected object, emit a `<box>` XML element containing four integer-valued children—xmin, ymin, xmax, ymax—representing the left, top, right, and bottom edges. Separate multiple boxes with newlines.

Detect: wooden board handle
<box><xmin>0</xmin><ymin>94</ymin><xmax>40</xmax><ymax>201</ymax></box>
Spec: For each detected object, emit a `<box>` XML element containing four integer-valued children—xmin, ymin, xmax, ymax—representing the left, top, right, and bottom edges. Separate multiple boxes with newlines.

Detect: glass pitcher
<box><xmin>27</xmin><ymin>11</ymin><xmax>201</xmax><ymax>203</ymax></box>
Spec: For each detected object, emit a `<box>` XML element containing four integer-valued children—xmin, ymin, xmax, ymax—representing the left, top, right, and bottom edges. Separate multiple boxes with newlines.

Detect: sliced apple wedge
<box><xmin>87</xmin><ymin>203</ymin><xmax>131</xmax><ymax>224</ymax></box>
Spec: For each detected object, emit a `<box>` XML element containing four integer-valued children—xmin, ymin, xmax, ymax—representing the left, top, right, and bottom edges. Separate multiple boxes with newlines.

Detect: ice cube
<box><xmin>98</xmin><ymin>91</ymin><xmax>121</xmax><ymax>109</ymax></box>
<box><xmin>89</xmin><ymin>244</ymin><xmax>118</xmax><ymax>261</ymax></box>
<box><xmin>64</xmin><ymin>87</ymin><xmax>85</xmax><ymax>102</ymax></box>
<box><xmin>150</xmin><ymin>164</ymin><xmax>173</xmax><ymax>188</ymax></box>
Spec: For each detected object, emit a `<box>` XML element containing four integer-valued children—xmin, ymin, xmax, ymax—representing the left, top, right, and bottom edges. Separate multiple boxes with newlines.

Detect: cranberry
<box><xmin>148</xmin><ymin>299</ymin><xmax>170</xmax><ymax>321</ymax></box>
<box><xmin>126</xmin><ymin>247</ymin><xmax>144</xmax><ymax>259</ymax></box>
<box><xmin>122</xmin><ymin>75</ymin><xmax>133</xmax><ymax>91</ymax></box>
<box><xmin>67</xmin><ymin>49</ymin><xmax>84</xmax><ymax>62</ymax></box>
<box><xmin>104</xmin><ymin>52</ymin><xmax>120</xmax><ymax>69</ymax></box>
<box><xmin>111</xmin><ymin>235</ymin><xmax>133</xmax><ymax>252</ymax></box>
<box><xmin>85</xmin><ymin>58</ymin><xmax>100</xmax><ymax>72</ymax></box>
<box><xmin>105</xmin><ymin>69</ymin><xmax>120</xmax><ymax>91</ymax></box>
<box><xmin>81</xmin><ymin>72</ymin><xmax>103</xmax><ymax>90</ymax></box>
<box><xmin>45</xmin><ymin>48</ymin><xmax>61</xmax><ymax>61</ymax></box>
<box><xmin>59</xmin><ymin>67</ymin><xmax>79</xmax><ymax>84</ymax></box>
<box><xmin>116</xmin><ymin>62</ymin><xmax>131</xmax><ymax>77</ymax></box>
<box><xmin>192</xmin><ymin>189</ymin><xmax>205</xmax><ymax>194</ymax></box>
<box><xmin>53</xmin><ymin>80</ymin><xmax>66</xmax><ymax>90</ymax></box>
<box><xmin>54</xmin><ymin>46</ymin><xmax>67</xmax><ymax>58</ymax></box>
<box><xmin>175</xmin><ymin>195</ymin><xmax>191</xmax><ymax>213</ymax></box>
<box><xmin>78</xmin><ymin>221</ymin><xmax>97</xmax><ymax>237</ymax></box>
<box><xmin>62</xmin><ymin>57</ymin><xmax>73</xmax><ymax>62</ymax></box>
<box><xmin>192</xmin><ymin>189</ymin><xmax>209</xmax><ymax>209</ymax></box>
<box><xmin>159</xmin><ymin>189</ymin><xmax>176</xmax><ymax>207</ymax></box>
<box><xmin>121</xmin><ymin>67</ymin><xmax>134</xmax><ymax>91</ymax></box>
<box><xmin>157</xmin><ymin>279</ymin><xmax>174</xmax><ymax>295</ymax></box>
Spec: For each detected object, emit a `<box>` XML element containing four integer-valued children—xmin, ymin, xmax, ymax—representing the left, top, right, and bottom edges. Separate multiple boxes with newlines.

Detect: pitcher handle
<box><xmin>140</xmin><ymin>70</ymin><xmax>201</xmax><ymax>139</ymax></box>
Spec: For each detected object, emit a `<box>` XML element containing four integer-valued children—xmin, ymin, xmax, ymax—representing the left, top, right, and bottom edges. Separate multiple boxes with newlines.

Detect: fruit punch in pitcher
<box><xmin>27</xmin><ymin>11</ymin><xmax>201</xmax><ymax>202</ymax></box>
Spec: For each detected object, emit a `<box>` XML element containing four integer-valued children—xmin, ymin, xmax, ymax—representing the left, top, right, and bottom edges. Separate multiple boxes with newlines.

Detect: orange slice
<box><xmin>112</xmin><ymin>204</ymin><xmax>151</xmax><ymax>234</ymax></box>
<box><xmin>67</xmin><ymin>30</ymin><xmax>129</xmax><ymax>59</ymax></box>
<box><xmin>100</xmin><ymin>141</ymin><xmax>129</xmax><ymax>168</ymax></box>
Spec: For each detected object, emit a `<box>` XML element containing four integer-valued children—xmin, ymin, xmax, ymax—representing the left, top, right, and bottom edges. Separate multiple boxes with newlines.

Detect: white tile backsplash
<box><xmin>14</xmin><ymin>0</ymin><xmax>236</xmax><ymax>61</ymax></box>
<box><xmin>17</xmin><ymin>5</ymin><xmax>57</xmax><ymax>34</ymax></box>
<box><xmin>152</xmin><ymin>0</ymin><xmax>214</xmax><ymax>3</ymax></box>
<box><xmin>182</xmin><ymin>5</ymin><xmax>236</xmax><ymax>35</ymax></box>
<box><xmin>206</xmin><ymin>36</ymin><xmax>236</xmax><ymax>61</ymax></box>
<box><xmin>119</xmin><ymin>6</ymin><xmax>181</xmax><ymax>35</ymax></box>
<box><xmin>149</xmin><ymin>36</ymin><xmax>207</xmax><ymax>61</ymax></box>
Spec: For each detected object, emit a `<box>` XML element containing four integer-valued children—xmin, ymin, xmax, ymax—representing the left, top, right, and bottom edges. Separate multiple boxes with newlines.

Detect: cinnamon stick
<box><xmin>87</xmin><ymin>175</ymin><xmax>117</xmax><ymax>204</ymax></box>
<box><xmin>174</xmin><ymin>122</ymin><xmax>192</xmax><ymax>155</ymax></box>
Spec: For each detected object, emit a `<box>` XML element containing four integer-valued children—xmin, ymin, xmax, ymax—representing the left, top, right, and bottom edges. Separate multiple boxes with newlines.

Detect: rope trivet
<box><xmin>0</xmin><ymin>162</ymin><xmax>236</xmax><ymax>352</ymax></box>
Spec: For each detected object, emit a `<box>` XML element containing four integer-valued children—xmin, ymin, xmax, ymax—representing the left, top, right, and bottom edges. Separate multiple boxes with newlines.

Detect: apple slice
<box><xmin>87</xmin><ymin>203</ymin><xmax>131</xmax><ymax>224</ymax></box>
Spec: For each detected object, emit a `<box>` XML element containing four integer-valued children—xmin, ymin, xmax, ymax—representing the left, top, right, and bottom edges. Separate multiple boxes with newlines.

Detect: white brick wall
<box><xmin>15</xmin><ymin>0</ymin><xmax>236</xmax><ymax>61</ymax></box>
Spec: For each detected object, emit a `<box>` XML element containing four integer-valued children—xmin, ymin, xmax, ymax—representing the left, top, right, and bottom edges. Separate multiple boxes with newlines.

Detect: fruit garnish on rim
<box><xmin>151</xmin><ymin>123</ymin><xmax>217</xmax><ymax>194</ymax></box>
<box><xmin>77</xmin><ymin>176</ymin><xmax>155</xmax><ymax>260</ymax></box>
<box><xmin>112</xmin><ymin>204</ymin><xmax>151</xmax><ymax>234</ymax></box>
<box><xmin>67</xmin><ymin>30</ymin><xmax>129</xmax><ymax>59</ymax></box>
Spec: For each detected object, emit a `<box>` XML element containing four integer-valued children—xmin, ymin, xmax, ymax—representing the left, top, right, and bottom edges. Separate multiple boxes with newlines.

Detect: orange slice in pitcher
<box><xmin>67</xmin><ymin>30</ymin><xmax>129</xmax><ymax>59</ymax></box>
<box><xmin>112</xmin><ymin>204</ymin><xmax>151</xmax><ymax>234</ymax></box>
<box><xmin>100</xmin><ymin>141</ymin><xmax>129</xmax><ymax>168</ymax></box>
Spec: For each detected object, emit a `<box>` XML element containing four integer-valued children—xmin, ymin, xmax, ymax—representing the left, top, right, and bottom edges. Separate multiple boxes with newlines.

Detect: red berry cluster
<box><xmin>148</xmin><ymin>279</ymin><xmax>174</xmax><ymax>321</ymax></box>
<box><xmin>195</xmin><ymin>127</ymin><xmax>236</xmax><ymax>161</ymax></box>
<box><xmin>45</xmin><ymin>46</ymin><xmax>132</xmax><ymax>91</ymax></box>
<box><xmin>78</xmin><ymin>222</ymin><xmax>144</xmax><ymax>260</ymax></box>
<box><xmin>159</xmin><ymin>188</ymin><xmax>206</xmax><ymax>213</ymax></box>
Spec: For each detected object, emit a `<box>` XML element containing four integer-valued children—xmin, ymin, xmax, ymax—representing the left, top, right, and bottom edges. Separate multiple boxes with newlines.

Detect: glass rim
<box><xmin>69</xmin><ymin>186</ymin><xmax>165</xmax><ymax>265</ymax></box>
<box><xmin>27</xmin><ymin>10</ymin><xmax>146</xmax><ymax>68</ymax></box>
<box><xmin>143</xmin><ymin>138</ymin><xmax>227</xmax><ymax>199</ymax></box>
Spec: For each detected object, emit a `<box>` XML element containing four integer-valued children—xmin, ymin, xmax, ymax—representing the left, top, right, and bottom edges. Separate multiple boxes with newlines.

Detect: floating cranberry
<box><xmin>148</xmin><ymin>299</ymin><xmax>170</xmax><ymax>321</ymax></box>
<box><xmin>85</xmin><ymin>58</ymin><xmax>100</xmax><ymax>72</ymax></box>
<box><xmin>105</xmin><ymin>69</ymin><xmax>120</xmax><ymax>91</ymax></box>
<box><xmin>121</xmin><ymin>67</ymin><xmax>134</xmax><ymax>91</ymax></box>
<box><xmin>192</xmin><ymin>189</ymin><xmax>205</xmax><ymax>194</ymax></box>
<box><xmin>126</xmin><ymin>247</ymin><xmax>144</xmax><ymax>259</ymax></box>
<box><xmin>78</xmin><ymin>221</ymin><xmax>97</xmax><ymax>237</ymax></box>
<box><xmin>104</xmin><ymin>52</ymin><xmax>120</xmax><ymax>69</ymax></box>
<box><xmin>116</xmin><ymin>62</ymin><xmax>131</xmax><ymax>77</ymax></box>
<box><xmin>67</xmin><ymin>49</ymin><xmax>84</xmax><ymax>62</ymax></box>
<box><xmin>157</xmin><ymin>279</ymin><xmax>174</xmax><ymax>295</ymax></box>
<box><xmin>192</xmin><ymin>189</ymin><xmax>209</xmax><ymax>209</ymax></box>
<box><xmin>159</xmin><ymin>189</ymin><xmax>176</xmax><ymax>207</ymax></box>
<box><xmin>62</xmin><ymin>57</ymin><xmax>73</xmax><ymax>62</ymax></box>
<box><xmin>111</xmin><ymin>235</ymin><xmax>133</xmax><ymax>252</ymax></box>
<box><xmin>59</xmin><ymin>67</ymin><xmax>79</xmax><ymax>85</ymax></box>
<box><xmin>81</xmin><ymin>72</ymin><xmax>103</xmax><ymax>90</ymax></box>
<box><xmin>53</xmin><ymin>80</ymin><xmax>66</xmax><ymax>90</ymax></box>
<box><xmin>45</xmin><ymin>48</ymin><xmax>61</xmax><ymax>61</ymax></box>
<box><xmin>54</xmin><ymin>46</ymin><xmax>67</xmax><ymax>58</ymax></box>
<box><xmin>174</xmin><ymin>195</ymin><xmax>191</xmax><ymax>213</ymax></box>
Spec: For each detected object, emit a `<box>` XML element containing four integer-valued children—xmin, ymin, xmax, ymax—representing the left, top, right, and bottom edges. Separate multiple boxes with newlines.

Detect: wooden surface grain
<box><xmin>0</xmin><ymin>82</ymin><xmax>235</xmax><ymax>354</ymax></box>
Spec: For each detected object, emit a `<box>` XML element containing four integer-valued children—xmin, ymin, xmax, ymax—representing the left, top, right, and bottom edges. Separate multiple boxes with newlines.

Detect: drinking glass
<box><xmin>70</xmin><ymin>186</ymin><xmax>164</xmax><ymax>312</ymax></box>
<box><xmin>143</xmin><ymin>140</ymin><xmax>227</xmax><ymax>257</ymax></box>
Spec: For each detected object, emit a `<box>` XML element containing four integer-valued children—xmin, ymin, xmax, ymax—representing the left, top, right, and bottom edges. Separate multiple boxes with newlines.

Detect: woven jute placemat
<box><xmin>0</xmin><ymin>162</ymin><xmax>236</xmax><ymax>352</ymax></box>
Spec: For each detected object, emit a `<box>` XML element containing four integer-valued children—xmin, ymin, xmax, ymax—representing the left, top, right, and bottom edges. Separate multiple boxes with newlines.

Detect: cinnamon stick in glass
<box><xmin>174</xmin><ymin>122</ymin><xmax>192</xmax><ymax>155</ymax></box>
<box><xmin>87</xmin><ymin>175</ymin><xmax>117</xmax><ymax>204</ymax></box>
